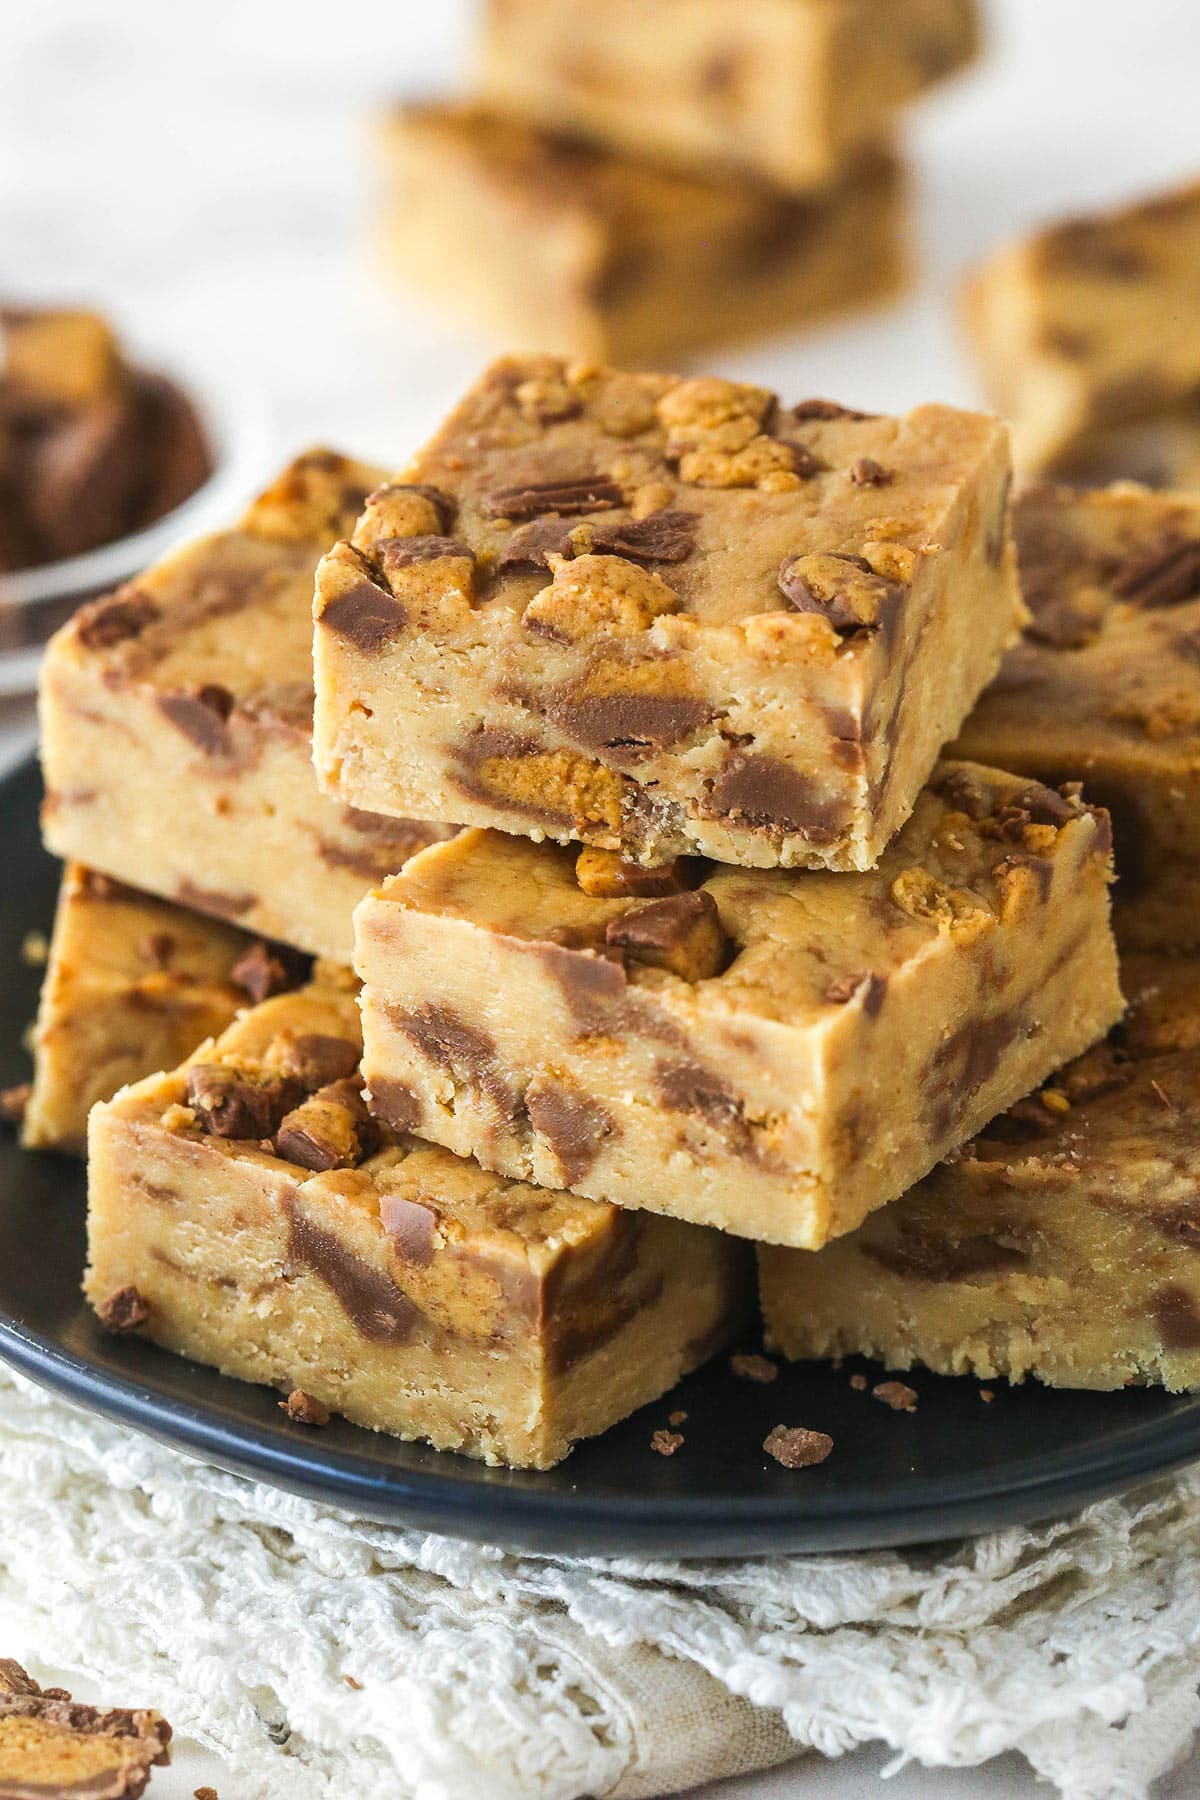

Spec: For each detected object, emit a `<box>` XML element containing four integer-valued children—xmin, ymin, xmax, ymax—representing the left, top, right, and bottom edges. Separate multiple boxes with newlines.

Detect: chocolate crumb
<box><xmin>651</xmin><ymin>1428</ymin><xmax>684</xmax><ymax>1456</ymax></box>
<box><xmin>980</xmin><ymin>1388</ymin><xmax>996</xmax><ymax>1404</ymax></box>
<box><xmin>849</xmin><ymin>1373</ymin><xmax>867</xmax><ymax>1391</ymax></box>
<box><xmin>763</xmin><ymin>1425</ymin><xmax>833</xmax><ymax>1469</ymax></box>
<box><xmin>873</xmin><ymin>1380</ymin><xmax>918</xmax><ymax>1413</ymax></box>
<box><xmin>731</xmin><ymin>1352</ymin><xmax>778</xmax><ymax>1384</ymax></box>
<box><xmin>280</xmin><ymin>1389</ymin><xmax>330</xmax><ymax>1426</ymax></box>
<box><xmin>98</xmin><ymin>1284</ymin><xmax>151</xmax><ymax>1333</ymax></box>
<box><xmin>668</xmin><ymin>1409</ymin><xmax>688</xmax><ymax>1427</ymax></box>
<box><xmin>230</xmin><ymin>940</ymin><xmax>294</xmax><ymax>1005</ymax></box>
<box><xmin>849</xmin><ymin>457</ymin><xmax>894</xmax><ymax>486</ymax></box>
<box><xmin>0</xmin><ymin>1082</ymin><xmax>31</xmax><ymax>1125</ymax></box>
<box><xmin>195</xmin><ymin>1789</ymin><xmax>220</xmax><ymax>1800</ymax></box>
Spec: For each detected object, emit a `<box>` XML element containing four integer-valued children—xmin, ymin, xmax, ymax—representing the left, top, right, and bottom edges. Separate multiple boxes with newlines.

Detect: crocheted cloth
<box><xmin>0</xmin><ymin>1368</ymin><xmax>1196</xmax><ymax>1800</ymax></box>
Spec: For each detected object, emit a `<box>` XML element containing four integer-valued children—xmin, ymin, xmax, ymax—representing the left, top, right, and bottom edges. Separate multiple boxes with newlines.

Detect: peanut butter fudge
<box><xmin>963</xmin><ymin>178</ymin><xmax>1200</xmax><ymax>478</ymax></box>
<box><xmin>379</xmin><ymin>106</ymin><xmax>908</xmax><ymax>363</ymax></box>
<box><xmin>352</xmin><ymin>762</ymin><xmax>1120</xmax><ymax>1248</ymax></box>
<box><xmin>478</xmin><ymin>0</ymin><xmax>979</xmax><ymax>191</ymax></box>
<box><xmin>760</xmin><ymin>954</ymin><xmax>1200</xmax><ymax>1391</ymax></box>
<box><xmin>313</xmin><ymin>359</ymin><xmax>1022</xmax><ymax>873</ymax></box>
<box><xmin>953</xmin><ymin>483</ymin><xmax>1200</xmax><ymax>950</ymax></box>
<box><xmin>0</xmin><ymin>1658</ymin><xmax>171</xmax><ymax>1800</ymax></box>
<box><xmin>86</xmin><ymin>984</ymin><xmax>749</xmax><ymax>1468</ymax></box>
<box><xmin>22</xmin><ymin>864</ymin><xmax>308</xmax><ymax>1155</ymax></box>
<box><xmin>39</xmin><ymin>450</ymin><xmax>452</xmax><ymax>962</ymax></box>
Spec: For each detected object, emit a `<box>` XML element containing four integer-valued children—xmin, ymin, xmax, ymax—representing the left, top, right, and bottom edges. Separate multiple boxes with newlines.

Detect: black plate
<box><xmin>3</xmin><ymin>756</ymin><xmax>1200</xmax><ymax>1556</ymax></box>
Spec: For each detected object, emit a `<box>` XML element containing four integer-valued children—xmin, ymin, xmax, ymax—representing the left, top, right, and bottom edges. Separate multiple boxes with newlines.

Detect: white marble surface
<box><xmin>3</xmin><ymin>1</ymin><xmax>1200</xmax><ymax>1794</ymax></box>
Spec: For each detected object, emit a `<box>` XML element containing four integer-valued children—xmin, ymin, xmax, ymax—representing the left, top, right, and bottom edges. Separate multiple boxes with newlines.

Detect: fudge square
<box><xmin>953</xmin><ymin>482</ymin><xmax>1200</xmax><ymax>951</ymax></box>
<box><xmin>86</xmin><ymin>982</ymin><xmax>749</xmax><ymax>1469</ymax></box>
<box><xmin>353</xmin><ymin>761</ymin><xmax>1120</xmax><ymax>1249</ymax></box>
<box><xmin>477</xmin><ymin>0</ymin><xmax>979</xmax><ymax>192</ymax></box>
<box><xmin>963</xmin><ymin>177</ymin><xmax>1200</xmax><ymax>478</ymax></box>
<box><xmin>760</xmin><ymin>953</ymin><xmax>1200</xmax><ymax>1391</ymax></box>
<box><xmin>380</xmin><ymin>105</ymin><xmax>908</xmax><ymax>365</ymax></box>
<box><xmin>0</xmin><ymin>1659</ymin><xmax>171</xmax><ymax>1800</ymax></box>
<box><xmin>312</xmin><ymin>359</ymin><xmax>1024</xmax><ymax>873</ymax></box>
<box><xmin>38</xmin><ymin>449</ymin><xmax>452</xmax><ymax>965</ymax></box>
<box><xmin>22</xmin><ymin>864</ymin><xmax>309</xmax><ymax>1155</ymax></box>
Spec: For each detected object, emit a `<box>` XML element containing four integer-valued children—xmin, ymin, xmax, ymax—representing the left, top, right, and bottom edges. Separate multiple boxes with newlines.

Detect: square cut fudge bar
<box><xmin>22</xmin><ymin>864</ymin><xmax>310</xmax><ymax>1154</ymax></box>
<box><xmin>380</xmin><ymin>106</ymin><xmax>908</xmax><ymax>365</ymax></box>
<box><xmin>86</xmin><ymin>983</ymin><xmax>749</xmax><ymax>1469</ymax></box>
<box><xmin>38</xmin><ymin>449</ymin><xmax>453</xmax><ymax>964</ymax></box>
<box><xmin>760</xmin><ymin>953</ymin><xmax>1200</xmax><ymax>1391</ymax></box>
<box><xmin>953</xmin><ymin>482</ymin><xmax>1200</xmax><ymax>951</ymax></box>
<box><xmin>963</xmin><ymin>177</ymin><xmax>1200</xmax><ymax>478</ymax></box>
<box><xmin>353</xmin><ymin>762</ymin><xmax>1120</xmax><ymax>1249</ymax></box>
<box><xmin>477</xmin><ymin>0</ymin><xmax>979</xmax><ymax>191</ymax></box>
<box><xmin>313</xmin><ymin>359</ymin><xmax>1023</xmax><ymax>873</ymax></box>
<box><xmin>0</xmin><ymin>1659</ymin><xmax>172</xmax><ymax>1800</ymax></box>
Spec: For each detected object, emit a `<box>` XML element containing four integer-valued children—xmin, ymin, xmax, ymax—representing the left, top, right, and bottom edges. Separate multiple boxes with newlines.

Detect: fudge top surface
<box><xmin>127</xmin><ymin>985</ymin><xmax>621</xmax><ymax>1265</ymax></box>
<box><xmin>323</xmin><ymin>355</ymin><xmax>1010</xmax><ymax>654</ymax></box>
<box><xmin>386</xmin><ymin>102</ymin><xmax>895</xmax><ymax>229</ymax></box>
<box><xmin>51</xmin><ymin>447</ymin><xmax>386</xmax><ymax>722</ymax></box>
<box><xmin>364</xmin><ymin>758</ymin><xmax>1112</xmax><ymax>1030</ymax></box>
<box><xmin>978</xmin><ymin>175</ymin><xmax>1200</xmax><ymax>291</ymax></box>
<box><xmin>956</xmin><ymin>483</ymin><xmax>1200</xmax><ymax>765</ymax></box>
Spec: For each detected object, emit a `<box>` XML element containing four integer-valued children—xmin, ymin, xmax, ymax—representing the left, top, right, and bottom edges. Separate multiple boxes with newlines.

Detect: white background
<box><xmin>2</xmin><ymin>2</ymin><xmax>1200</xmax><ymax>1793</ymax></box>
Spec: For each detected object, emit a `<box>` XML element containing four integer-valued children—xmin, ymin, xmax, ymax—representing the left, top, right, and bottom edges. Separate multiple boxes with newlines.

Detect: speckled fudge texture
<box><xmin>353</xmin><ymin>761</ymin><xmax>1120</xmax><ymax>1248</ymax></box>
<box><xmin>313</xmin><ymin>357</ymin><xmax>1023</xmax><ymax>873</ymax></box>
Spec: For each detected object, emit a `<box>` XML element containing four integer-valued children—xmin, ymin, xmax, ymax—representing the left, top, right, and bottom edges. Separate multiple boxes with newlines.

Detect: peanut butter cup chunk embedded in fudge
<box><xmin>0</xmin><ymin>1659</ymin><xmax>172</xmax><ymax>1799</ymax></box>
<box><xmin>85</xmin><ymin>982</ymin><xmax>750</xmax><ymax>1469</ymax></box>
<box><xmin>477</xmin><ymin>0</ymin><xmax>978</xmax><ymax>191</ymax></box>
<box><xmin>761</xmin><ymin>951</ymin><xmax>1200</xmax><ymax>1392</ymax></box>
<box><xmin>953</xmin><ymin>483</ymin><xmax>1200</xmax><ymax>950</ymax></box>
<box><xmin>314</xmin><ymin>355</ymin><xmax>1024</xmax><ymax>874</ymax></box>
<box><xmin>39</xmin><ymin>449</ymin><xmax>454</xmax><ymax>964</ymax></box>
<box><xmin>352</xmin><ymin>759</ymin><xmax>1120</xmax><ymax>1248</ymax></box>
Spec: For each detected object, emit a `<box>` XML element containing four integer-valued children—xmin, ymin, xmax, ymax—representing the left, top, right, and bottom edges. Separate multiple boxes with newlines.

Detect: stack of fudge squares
<box><xmin>27</xmin><ymin>351</ymin><xmax>1200</xmax><ymax>1475</ymax></box>
<box><xmin>381</xmin><ymin>0</ymin><xmax>981</xmax><ymax>360</ymax></box>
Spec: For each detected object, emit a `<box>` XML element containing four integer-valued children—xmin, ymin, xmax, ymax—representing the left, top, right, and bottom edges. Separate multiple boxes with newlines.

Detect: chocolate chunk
<box><xmin>230</xmin><ymin>940</ymin><xmax>302</xmax><ymax>1005</ymax></box>
<box><xmin>932</xmin><ymin>767</ymin><xmax>996</xmax><ymax>819</ymax></box>
<box><xmin>367</xmin><ymin>1077</ymin><xmax>422</xmax><ymax>1134</ymax></box>
<box><xmin>996</xmin><ymin>782</ymin><xmax>1073</xmax><ymax>837</ymax></box>
<box><xmin>824</xmin><ymin>971</ymin><xmax>887</xmax><ymax>1014</ymax></box>
<box><xmin>1155</xmin><ymin>1285</ymin><xmax>1200</xmax><ymax>1350</ymax></box>
<box><xmin>98</xmin><ymin>1283</ymin><xmax>151</xmax><ymax>1333</ymax></box>
<box><xmin>849</xmin><ymin>457</ymin><xmax>893</xmax><ymax>486</ymax></box>
<box><xmin>763</xmin><ymin>1425</ymin><xmax>833</xmax><ymax>1468</ymax></box>
<box><xmin>540</xmin><ymin>688</ymin><xmax>712</xmax><ymax>757</ymax></box>
<box><xmin>0</xmin><ymin>1082</ymin><xmax>30</xmax><ymax>1125</ymax></box>
<box><xmin>396</xmin><ymin>1003</ymin><xmax>517</xmax><ymax>1118</ymax></box>
<box><xmin>777</xmin><ymin>552</ymin><xmax>890</xmax><ymax>636</ymax></box>
<box><xmin>707</xmin><ymin>752</ymin><xmax>843</xmax><ymax>842</ymax></box>
<box><xmin>379</xmin><ymin>1193</ymin><xmax>437</xmax><ymax>1265</ymax></box>
<box><xmin>605</xmin><ymin>889</ymin><xmax>729</xmax><ymax>981</ymax></box>
<box><xmin>185</xmin><ymin>1063</ymin><xmax>303</xmax><ymax>1139</ymax></box>
<box><xmin>380</xmin><ymin>534</ymin><xmax>475</xmax><ymax>571</ymax></box>
<box><xmin>274</xmin><ymin>1078</ymin><xmax>374</xmax><ymax>1172</ymax></box>
<box><xmin>1044</xmin><ymin>221</ymin><xmax>1148</xmax><ymax>279</ymax></box>
<box><xmin>731</xmin><ymin>1352</ymin><xmax>778</xmax><ymax>1384</ymax></box>
<box><xmin>274</xmin><ymin>1032</ymin><xmax>360</xmax><ymax>1091</ymax></box>
<box><xmin>866</xmin><ymin>1219</ymin><xmax>1030</xmax><ymax>1280</ymax></box>
<box><xmin>320</xmin><ymin>572</ymin><xmax>408</xmax><ymax>651</ymax></box>
<box><xmin>498</xmin><ymin>517</ymin><xmax>576</xmax><ymax>572</ymax></box>
<box><xmin>651</xmin><ymin>1429</ymin><xmax>684</xmax><ymax>1456</ymax></box>
<box><xmin>486</xmin><ymin>476</ymin><xmax>624</xmax><ymax>521</ymax></box>
<box><xmin>75</xmin><ymin>587</ymin><xmax>160</xmax><ymax>650</ymax></box>
<box><xmin>524</xmin><ymin>1083</ymin><xmax>615</xmax><ymax>1183</ymax></box>
<box><xmin>176</xmin><ymin>879</ymin><xmax>257</xmax><ymax>921</ymax></box>
<box><xmin>370</xmin><ymin>481</ymin><xmax>457</xmax><ymax>532</ymax></box>
<box><xmin>157</xmin><ymin>683</ymin><xmax>235</xmax><ymax>755</ymax></box>
<box><xmin>575</xmin><ymin>847</ymin><xmax>701</xmax><ymax>899</ymax></box>
<box><xmin>589</xmin><ymin>510</ymin><xmax>698</xmax><ymax>564</ymax></box>
<box><xmin>1112</xmin><ymin>538</ymin><xmax>1200</xmax><ymax>608</ymax></box>
<box><xmin>280</xmin><ymin>1389</ymin><xmax>330</xmax><ymax>1426</ymax></box>
<box><xmin>286</xmin><ymin>1198</ymin><xmax>422</xmax><ymax>1343</ymax></box>
<box><xmin>791</xmin><ymin>399</ymin><xmax>872</xmax><ymax>421</ymax></box>
<box><xmin>873</xmin><ymin>1380</ymin><xmax>918</xmax><ymax>1413</ymax></box>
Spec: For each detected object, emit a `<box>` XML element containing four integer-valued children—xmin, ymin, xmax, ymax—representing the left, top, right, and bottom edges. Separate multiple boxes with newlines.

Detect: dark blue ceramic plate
<box><xmin>3</xmin><ymin>756</ymin><xmax>1199</xmax><ymax>1556</ymax></box>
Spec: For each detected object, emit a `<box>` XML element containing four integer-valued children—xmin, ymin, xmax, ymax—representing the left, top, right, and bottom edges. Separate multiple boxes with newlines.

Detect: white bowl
<box><xmin>0</xmin><ymin>346</ymin><xmax>271</xmax><ymax>694</ymax></box>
